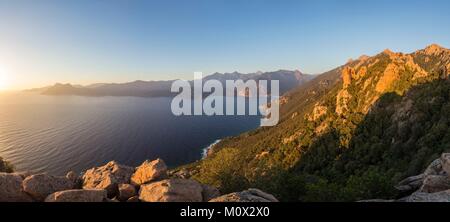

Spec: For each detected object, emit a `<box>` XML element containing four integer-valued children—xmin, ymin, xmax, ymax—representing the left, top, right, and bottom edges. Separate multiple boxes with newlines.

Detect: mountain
<box><xmin>38</xmin><ymin>70</ymin><xmax>315</xmax><ymax>97</ymax></box>
<box><xmin>204</xmin><ymin>70</ymin><xmax>313</xmax><ymax>95</ymax></box>
<box><xmin>40</xmin><ymin>80</ymin><xmax>176</xmax><ymax>97</ymax></box>
<box><xmin>180</xmin><ymin>44</ymin><xmax>450</xmax><ymax>201</ymax></box>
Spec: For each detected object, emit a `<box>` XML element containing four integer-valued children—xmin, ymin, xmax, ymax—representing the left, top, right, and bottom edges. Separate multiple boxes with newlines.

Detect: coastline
<box><xmin>201</xmin><ymin>139</ymin><xmax>221</xmax><ymax>159</ymax></box>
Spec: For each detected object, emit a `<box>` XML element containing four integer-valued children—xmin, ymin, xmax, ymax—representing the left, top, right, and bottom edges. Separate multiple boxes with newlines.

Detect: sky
<box><xmin>0</xmin><ymin>0</ymin><xmax>450</xmax><ymax>90</ymax></box>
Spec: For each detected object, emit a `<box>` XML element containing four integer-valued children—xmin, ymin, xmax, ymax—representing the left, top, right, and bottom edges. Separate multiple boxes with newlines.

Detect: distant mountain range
<box><xmin>28</xmin><ymin>70</ymin><xmax>315</xmax><ymax>97</ymax></box>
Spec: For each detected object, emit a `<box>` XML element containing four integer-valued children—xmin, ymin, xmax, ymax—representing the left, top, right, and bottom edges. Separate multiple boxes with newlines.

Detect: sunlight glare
<box><xmin>0</xmin><ymin>66</ymin><xmax>10</xmax><ymax>90</ymax></box>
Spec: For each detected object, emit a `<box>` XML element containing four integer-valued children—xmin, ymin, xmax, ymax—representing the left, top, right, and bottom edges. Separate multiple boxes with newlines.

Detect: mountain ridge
<box><xmin>31</xmin><ymin>70</ymin><xmax>314</xmax><ymax>97</ymax></box>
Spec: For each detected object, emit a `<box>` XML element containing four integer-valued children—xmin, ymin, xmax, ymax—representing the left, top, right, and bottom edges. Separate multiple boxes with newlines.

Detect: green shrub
<box><xmin>0</xmin><ymin>157</ymin><xmax>14</xmax><ymax>173</ymax></box>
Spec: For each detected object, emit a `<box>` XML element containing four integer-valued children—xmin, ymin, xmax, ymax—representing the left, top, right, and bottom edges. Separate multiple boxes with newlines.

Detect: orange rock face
<box><xmin>308</xmin><ymin>103</ymin><xmax>328</xmax><ymax>121</ymax></box>
<box><xmin>336</xmin><ymin>89</ymin><xmax>351</xmax><ymax>115</ymax></box>
<box><xmin>342</xmin><ymin>67</ymin><xmax>354</xmax><ymax>88</ymax></box>
<box><xmin>356</xmin><ymin>66</ymin><xmax>367</xmax><ymax>79</ymax></box>
<box><xmin>130</xmin><ymin>158</ymin><xmax>167</xmax><ymax>186</ymax></box>
<box><xmin>375</xmin><ymin>63</ymin><xmax>402</xmax><ymax>93</ymax></box>
<box><xmin>423</xmin><ymin>44</ymin><xmax>446</xmax><ymax>56</ymax></box>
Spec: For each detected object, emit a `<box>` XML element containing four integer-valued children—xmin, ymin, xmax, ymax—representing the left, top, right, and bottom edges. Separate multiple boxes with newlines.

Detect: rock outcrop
<box><xmin>0</xmin><ymin>173</ymin><xmax>33</xmax><ymax>202</ymax></box>
<box><xmin>308</xmin><ymin>103</ymin><xmax>328</xmax><ymax>121</ymax></box>
<box><xmin>395</xmin><ymin>174</ymin><xmax>425</xmax><ymax>192</ymax></box>
<box><xmin>375</xmin><ymin>63</ymin><xmax>402</xmax><ymax>93</ymax></box>
<box><xmin>81</xmin><ymin>161</ymin><xmax>134</xmax><ymax>197</ymax></box>
<box><xmin>45</xmin><ymin>189</ymin><xmax>107</xmax><ymax>202</ymax></box>
<box><xmin>371</xmin><ymin>153</ymin><xmax>450</xmax><ymax>202</ymax></box>
<box><xmin>118</xmin><ymin>183</ymin><xmax>136</xmax><ymax>201</ymax></box>
<box><xmin>418</xmin><ymin>175</ymin><xmax>450</xmax><ymax>193</ymax></box>
<box><xmin>405</xmin><ymin>190</ymin><xmax>450</xmax><ymax>202</ymax></box>
<box><xmin>442</xmin><ymin>153</ymin><xmax>450</xmax><ymax>175</ymax></box>
<box><xmin>209</xmin><ymin>188</ymin><xmax>279</xmax><ymax>202</ymax></box>
<box><xmin>130</xmin><ymin>158</ymin><xmax>167</xmax><ymax>185</ymax></box>
<box><xmin>342</xmin><ymin>67</ymin><xmax>354</xmax><ymax>88</ymax></box>
<box><xmin>0</xmin><ymin>158</ymin><xmax>278</xmax><ymax>202</ymax></box>
<box><xmin>22</xmin><ymin>173</ymin><xmax>75</xmax><ymax>201</ymax></box>
<box><xmin>139</xmin><ymin>178</ymin><xmax>203</xmax><ymax>202</ymax></box>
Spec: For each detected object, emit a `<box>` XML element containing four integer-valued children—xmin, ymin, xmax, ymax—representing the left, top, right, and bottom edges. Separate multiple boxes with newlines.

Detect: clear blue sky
<box><xmin>0</xmin><ymin>0</ymin><xmax>450</xmax><ymax>89</ymax></box>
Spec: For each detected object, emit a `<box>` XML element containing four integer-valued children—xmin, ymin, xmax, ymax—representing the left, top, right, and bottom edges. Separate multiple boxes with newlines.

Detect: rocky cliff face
<box><xmin>0</xmin><ymin>158</ymin><xmax>278</xmax><ymax>202</ymax></box>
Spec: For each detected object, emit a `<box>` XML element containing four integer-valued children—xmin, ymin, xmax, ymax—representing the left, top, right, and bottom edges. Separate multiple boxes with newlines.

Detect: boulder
<box><xmin>424</xmin><ymin>158</ymin><xmax>445</xmax><ymax>176</ymax></box>
<box><xmin>201</xmin><ymin>184</ymin><xmax>220</xmax><ymax>201</ymax></box>
<box><xmin>81</xmin><ymin>161</ymin><xmax>134</xmax><ymax>197</ymax></box>
<box><xmin>139</xmin><ymin>178</ymin><xmax>203</xmax><ymax>202</ymax></box>
<box><xmin>406</xmin><ymin>190</ymin><xmax>450</xmax><ymax>202</ymax></box>
<box><xmin>441</xmin><ymin>153</ymin><xmax>450</xmax><ymax>175</ymax></box>
<box><xmin>0</xmin><ymin>173</ymin><xmax>33</xmax><ymax>202</ymax></box>
<box><xmin>45</xmin><ymin>189</ymin><xmax>107</xmax><ymax>202</ymax></box>
<box><xmin>418</xmin><ymin>175</ymin><xmax>450</xmax><ymax>193</ymax></box>
<box><xmin>209</xmin><ymin>188</ymin><xmax>279</xmax><ymax>202</ymax></box>
<box><xmin>118</xmin><ymin>183</ymin><xmax>136</xmax><ymax>201</ymax></box>
<box><xmin>23</xmin><ymin>173</ymin><xmax>75</xmax><ymax>201</ymax></box>
<box><xmin>395</xmin><ymin>174</ymin><xmax>425</xmax><ymax>192</ymax></box>
<box><xmin>131</xmin><ymin>159</ymin><xmax>167</xmax><ymax>185</ymax></box>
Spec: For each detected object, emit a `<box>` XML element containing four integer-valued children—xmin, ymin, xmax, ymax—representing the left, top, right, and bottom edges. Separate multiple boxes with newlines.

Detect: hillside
<box><xmin>180</xmin><ymin>44</ymin><xmax>450</xmax><ymax>201</ymax></box>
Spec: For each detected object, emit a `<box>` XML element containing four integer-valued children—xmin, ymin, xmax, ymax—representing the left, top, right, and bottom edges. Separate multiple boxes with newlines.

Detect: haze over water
<box><xmin>0</xmin><ymin>92</ymin><xmax>260</xmax><ymax>175</ymax></box>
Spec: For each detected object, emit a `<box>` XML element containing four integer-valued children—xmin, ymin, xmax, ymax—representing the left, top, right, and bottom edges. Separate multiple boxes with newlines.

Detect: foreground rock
<box><xmin>131</xmin><ymin>159</ymin><xmax>167</xmax><ymax>185</ymax></box>
<box><xmin>424</xmin><ymin>158</ymin><xmax>445</xmax><ymax>176</ymax></box>
<box><xmin>23</xmin><ymin>173</ymin><xmax>75</xmax><ymax>201</ymax></box>
<box><xmin>0</xmin><ymin>158</ymin><xmax>279</xmax><ymax>202</ymax></box>
<box><xmin>370</xmin><ymin>153</ymin><xmax>450</xmax><ymax>202</ymax></box>
<box><xmin>395</xmin><ymin>154</ymin><xmax>450</xmax><ymax>193</ymax></box>
<box><xmin>0</xmin><ymin>173</ymin><xmax>33</xmax><ymax>202</ymax></box>
<box><xmin>139</xmin><ymin>178</ymin><xmax>203</xmax><ymax>202</ymax></box>
<box><xmin>406</xmin><ymin>190</ymin><xmax>450</xmax><ymax>202</ymax></box>
<box><xmin>45</xmin><ymin>189</ymin><xmax>107</xmax><ymax>202</ymax></box>
<box><xmin>81</xmin><ymin>161</ymin><xmax>134</xmax><ymax>197</ymax></box>
<box><xmin>418</xmin><ymin>175</ymin><xmax>450</xmax><ymax>193</ymax></box>
<box><xmin>442</xmin><ymin>153</ymin><xmax>450</xmax><ymax>175</ymax></box>
<box><xmin>395</xmin><ymin>174</ymin><xmax>425</xmax><ymax>192</ymax></box>
<box><xmin>209</xmin><ymin>188</ymin><xmax>279</xmax><ymax>202</ymax></box>
<box><xmin>118</xmin><ymin>184</ymin><xmax>136</xmax><ymax>201</ymax></box>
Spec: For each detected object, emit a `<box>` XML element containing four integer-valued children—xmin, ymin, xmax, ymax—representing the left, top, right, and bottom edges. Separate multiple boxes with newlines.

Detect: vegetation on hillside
<box><xmin>183</xmin><ymin>45</ymin><xmax>450</xmax><ymax>201</ymax></box>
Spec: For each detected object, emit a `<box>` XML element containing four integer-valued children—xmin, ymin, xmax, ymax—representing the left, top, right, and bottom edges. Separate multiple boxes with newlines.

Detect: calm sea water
<box><xmin>0</xmin><ymin>92</ymin><xmax>260</xmax><ymax>175</ymax></box>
